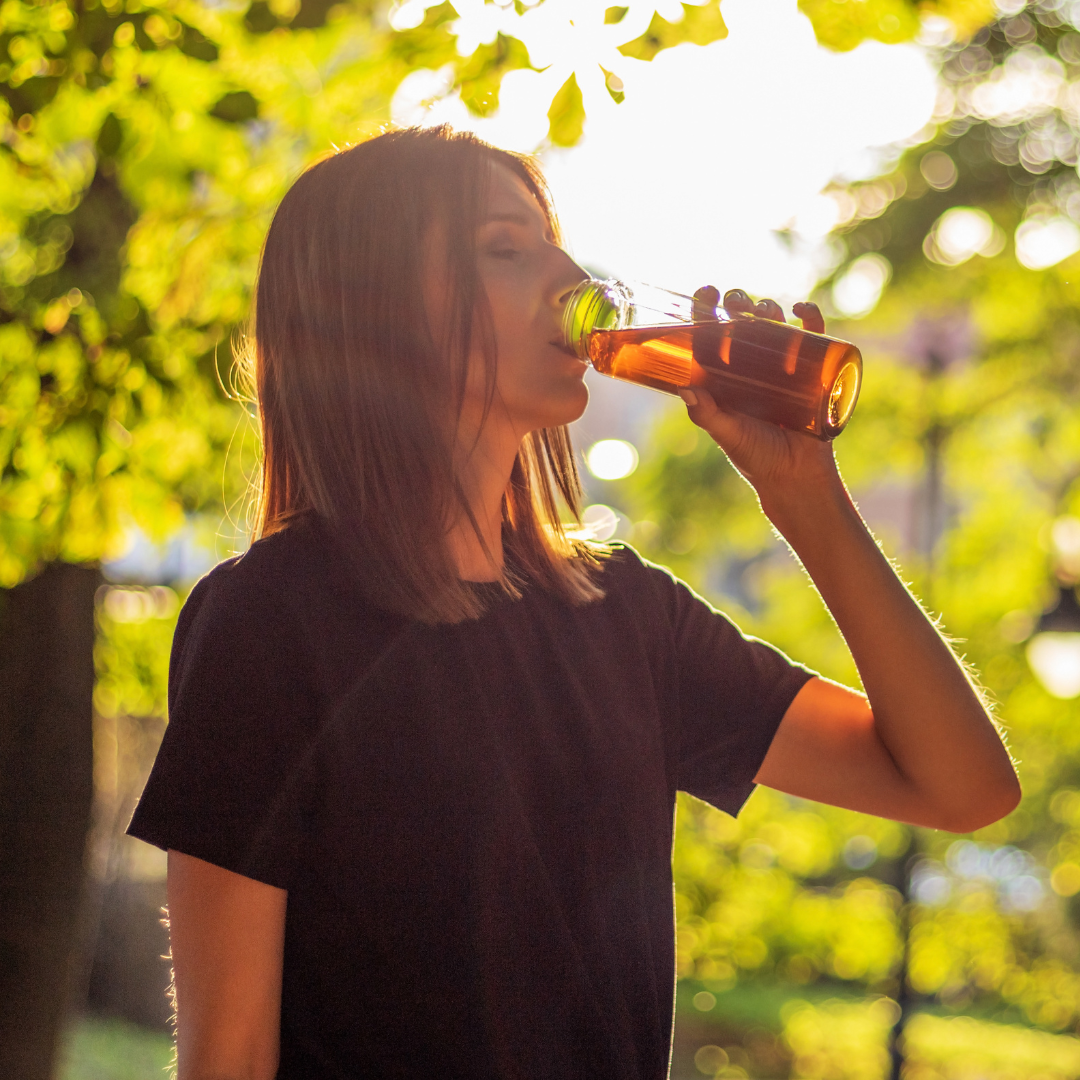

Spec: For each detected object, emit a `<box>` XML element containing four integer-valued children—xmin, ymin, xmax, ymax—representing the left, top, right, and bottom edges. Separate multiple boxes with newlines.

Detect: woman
<box><xmin>128</xmin><ymin>125</ymin><xmax>1020</xmax><ymax>1080</ymax></box>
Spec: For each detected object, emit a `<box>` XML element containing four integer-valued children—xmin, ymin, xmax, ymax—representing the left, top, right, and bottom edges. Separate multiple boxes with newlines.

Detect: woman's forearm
<box><xmin>760</xmin><ymin>468</ymin><xmax>1021</xmax><ymax>831</ymax></box>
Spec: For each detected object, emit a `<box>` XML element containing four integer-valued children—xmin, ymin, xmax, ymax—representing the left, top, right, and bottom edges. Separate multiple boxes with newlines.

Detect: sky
<box><xmin>391</xmin><ymin>0</ymin><xmax>941</xmax><ymax>305</ymax></box>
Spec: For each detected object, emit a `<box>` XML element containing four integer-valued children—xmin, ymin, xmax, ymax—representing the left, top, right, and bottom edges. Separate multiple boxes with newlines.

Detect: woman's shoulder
<box><xmin>601</xmin><ymin>541</ymin><xmax>681</xmax><ymax>592</ymax></box>
<box><xmin>594</xmin><ymin>541</ymin><xmax>688</xmax><ymax>617</ymax></box>
<box><xmin>596</xmin><ymin>542</ymin><xmax>736</xmax><ymax>633</ymax></box>
<box><xmin>166</xmin><ymin>521</ymin><xmax>340</xmax><ymax>723</ymax></box>
<box><xmin>178</xmin><ymin>516</ymin><xmax>332</xmax><ymax>642</ymax></box>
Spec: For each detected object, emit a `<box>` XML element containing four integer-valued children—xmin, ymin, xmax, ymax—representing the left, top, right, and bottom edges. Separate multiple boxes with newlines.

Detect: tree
<box><xmin>0</xmin><ymin>2</ymin><xmax>460</xmax><ymax>1074</ymax></box>
<box><xmin>0</xmin><ymin>0</ymin><xmax>999</xmax><ymax>1075</ymax></box>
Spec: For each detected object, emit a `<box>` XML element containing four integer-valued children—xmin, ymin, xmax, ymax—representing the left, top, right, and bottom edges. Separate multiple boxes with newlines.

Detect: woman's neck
<box><xmin>449</xmin><ymin>423</ymin><xmax>520</xmax><ymax>582</ymax></box>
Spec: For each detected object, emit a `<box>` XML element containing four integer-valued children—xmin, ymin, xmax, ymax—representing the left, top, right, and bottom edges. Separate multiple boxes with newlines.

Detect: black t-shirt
<box><xmin>128</xmin><ymin>516</ymin><xmax>814</xmax><ymax>1080</ymax></box>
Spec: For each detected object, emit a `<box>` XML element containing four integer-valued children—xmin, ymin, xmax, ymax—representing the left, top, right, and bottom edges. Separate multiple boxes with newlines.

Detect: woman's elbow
<box><xmin>936</xmin><ymin>772</ymin><xmax>1022</xmax><ymax>834</ymax></box>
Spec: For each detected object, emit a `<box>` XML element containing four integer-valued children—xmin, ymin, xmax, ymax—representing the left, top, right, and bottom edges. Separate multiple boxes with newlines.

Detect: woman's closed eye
<box><xmin>480</xmin><ymin>223</ymin><xmax>531</xmax><ymax>260</ymax></box>
<box><xmin>483</xmin><ymin>232</ymin><xmax>523</xmax><ymax>259</ymax></box>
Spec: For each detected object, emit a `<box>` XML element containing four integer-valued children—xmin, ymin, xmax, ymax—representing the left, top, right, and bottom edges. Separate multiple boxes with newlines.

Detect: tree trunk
<box><xmin>0</xmin><ymin>563</ymin><xmax>99</xmax><ymax>1080</ymax></box>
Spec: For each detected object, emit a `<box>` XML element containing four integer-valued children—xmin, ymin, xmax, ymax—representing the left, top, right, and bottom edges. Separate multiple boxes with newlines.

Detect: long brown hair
<box><xmin>238</xmin><ymin>125</ymin><xmax>603</xmax><ymax>623</ymax></box>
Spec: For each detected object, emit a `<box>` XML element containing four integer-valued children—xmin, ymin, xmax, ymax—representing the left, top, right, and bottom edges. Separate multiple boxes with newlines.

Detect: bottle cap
<box><xmin>561</xmin><ymin>279</ymin><xmax>632</xmax><ymax>360</ymax></box>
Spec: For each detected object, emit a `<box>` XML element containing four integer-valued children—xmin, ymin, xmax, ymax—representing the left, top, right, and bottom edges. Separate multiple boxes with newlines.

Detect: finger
<box><xmin>792</xmin><ymin>301</ymin><xmax>825</xmax><ymax>334</ymax></box>
<box><xmin>754</xmin><ymin>297</ymin><xmax>785</xmax><ymax>322</ymax></box>
<box><xmin>679</xmin><ymin>386</ymin><xmax>753</xmax><ymax>458</ymax></box>
<box><xmin>723</xmin><ymin>288</ymin><xmax>755</xmax><ymax>316</ymax></box>
<box><xmin>692</xmin><ymin>286</ymin><xmax>720</xmax><ymax>322</ymax></box>
<box><xmin>679</xmin><ymin>386</ymin><xmax>721</xmax><ymax>430</ymax></box>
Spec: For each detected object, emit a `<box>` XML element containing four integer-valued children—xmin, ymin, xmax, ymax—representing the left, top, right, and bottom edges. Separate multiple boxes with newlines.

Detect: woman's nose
<box><xmin>550</xmin><ymin>249</ymin><xmax>590</xmax><ymax>308</ymax></box>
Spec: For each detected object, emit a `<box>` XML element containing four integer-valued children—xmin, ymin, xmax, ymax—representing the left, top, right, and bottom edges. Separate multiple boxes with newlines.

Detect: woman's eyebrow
<box><xmin>480</xmin><ymin>212</ymin><xmax>534</xmax><ymax>226</ymax></box>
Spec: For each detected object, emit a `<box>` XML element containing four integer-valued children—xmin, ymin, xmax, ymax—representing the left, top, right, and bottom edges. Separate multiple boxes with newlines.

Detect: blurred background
<box><xmin>7</xmin><ymin>0</ymin><xmax>1080</xmax><ymax>1077</ymax></box>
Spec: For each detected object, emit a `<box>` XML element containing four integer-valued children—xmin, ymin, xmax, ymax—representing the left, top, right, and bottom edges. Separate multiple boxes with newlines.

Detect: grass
<box><xmin>57</xmin><ymin>1017</ymin><xmax>173</xmax><ymax>1080</ymax></box>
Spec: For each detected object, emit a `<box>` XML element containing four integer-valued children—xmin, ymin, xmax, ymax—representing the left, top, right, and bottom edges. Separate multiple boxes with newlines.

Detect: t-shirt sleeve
<box><xmin>126</xmin><ymin>555</ymin><xmax>315</xmax><ymax>890</ymax></box>
<box><xmin>626</xmin><ymin>549</ymin><xmax>817</xmax><ymax>817</ymax></box>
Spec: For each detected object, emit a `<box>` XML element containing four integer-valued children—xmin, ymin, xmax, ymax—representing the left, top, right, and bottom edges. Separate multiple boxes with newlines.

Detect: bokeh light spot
<box><xmin>925</xmin><ymin>207</ymin><xmax>1003</xmax><ymax>266</ymax></box>
<box><xmin>919</xmin><ymin>150</ymin><xmax>958</xmax><ymax>190</ymax></box>
<box><xmin>694</xmin><ymin>1044</ymin><xmax>729</xmax><ymax>1075</ymax></box>
<box><xmin>580</xmin><ymin>503</ymin><xmax>619</xmax><ymax>541</ymax></box>
<box><xmin>832</xmin><ymin>254</ymin><xmax>891</xmax><ymax>318</ymax></box>
<box><xmin>1016</xmin><ymin>215</ymin><xmax>1080</xmax><ymax>270</ymax></box>
<box><xmin>586</xmin><ymin>438</ymin><xmax>639</xmax><ymax>480</ymax></box>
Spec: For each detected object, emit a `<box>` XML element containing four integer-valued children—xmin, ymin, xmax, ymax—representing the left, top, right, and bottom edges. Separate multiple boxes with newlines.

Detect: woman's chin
<box><xmin>546</xmin><ymin>380</ymin><xmax>590</xmax><ymax>428</ymax></box>
<box><xmin>512</xmin><ymin>378</ymin><xmax>589</xmax><ymax>433</ymax></box>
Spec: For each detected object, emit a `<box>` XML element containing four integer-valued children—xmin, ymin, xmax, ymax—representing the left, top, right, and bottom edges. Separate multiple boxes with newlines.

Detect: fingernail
<box><xmin>681</xmin><ymin>389</ymin><xmax>698</xmax><ymax>407</ymax></box>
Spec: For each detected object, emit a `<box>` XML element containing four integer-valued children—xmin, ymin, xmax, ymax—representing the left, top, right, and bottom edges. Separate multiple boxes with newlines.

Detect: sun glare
<box><xmin>391</xmin><ymin>0</ymin><xmax>938</xmax><ymax>305</ymax></box>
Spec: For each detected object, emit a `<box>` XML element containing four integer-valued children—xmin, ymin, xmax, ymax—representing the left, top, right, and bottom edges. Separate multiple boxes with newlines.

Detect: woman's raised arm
<box><xmin>167</xmin><ymin>850</ymin><xmax>287</xmax><ymax>1080</ymax></box>
<box><xmin>680</xmin><ymin>295</ymin><xmax>1021</xmax><ymax>833</ymax></box>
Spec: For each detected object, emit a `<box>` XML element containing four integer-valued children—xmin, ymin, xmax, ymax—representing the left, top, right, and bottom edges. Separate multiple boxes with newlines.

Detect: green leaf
<box><xmin>95</xmin><ymin>113</ymin><xmax>122</xmax><ymax>158</ymax></box>
<box><xmin>389</xmin><ymin>1</ymin><xmax>459</xmax><ymax>71</ymax></box>
<box><xmin>456</xmin><ymin>32</ymin><xmax>535</xmax><ymax>117</ymax></box>
<box><xmin>547</xmin><ymin>72</ymin><xmax>585</xmax><ymax>147</ymax></box>
<box><xmin>618</xmin><ymin>0</ymin><xmax>727</xmax><ymax>62</ymax></box>
<box><xmin>599</xmin><ymin>65</ymin><xmax>625</xmax><ymax>105</ymax></box>
<box><xmin>797</xmin><ymin>0</ymin><xmax>917</xmax><ymax>50</ymax></box>
<box><xmin>604</xmin><ymin>5</ymin><xmax>629</xmax><ymax>24</ymax></box>
<box><xmin>209</xmin><ymin>91</ymin><xmax>259</xmax><ymax>123</ymax></box>
<box><xmin>177</xmin><ymin>23</ymin><xmax>219</xmax><ymax>62</ymax></box>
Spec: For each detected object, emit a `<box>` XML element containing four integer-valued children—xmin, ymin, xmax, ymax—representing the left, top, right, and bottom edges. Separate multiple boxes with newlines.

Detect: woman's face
<box><xmin>466</xmin><ymin>162</ymin><xmax>590</xmax><ymax>439</ymax></box>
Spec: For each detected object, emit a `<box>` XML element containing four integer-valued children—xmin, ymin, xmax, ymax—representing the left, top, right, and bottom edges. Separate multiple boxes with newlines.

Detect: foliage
<box><xmin>674</xmin><ymin>790</ymin><xmax>907</xmax><ymax>988</ymax></box>
<box><xmin>0</xmin><ymin>0</ymin><xmax>469</xmax><ymax>585</ymax></box>
<box><xmin>778</xmin><ymin>1001</ymin><xmax>1080</xmax><ymax>1080</ymax></box>
<box><xmin>799</xmin><ymin>0</ymin><xmax>996</xmax><ymax>52</ymax></box>
<box><xmin>903</xmin><ymin>1011</ymin><xmax>1080</xmax><ymax>1078</ymax></box>
<box><xmin>616</xmin><ymin>0</ymin><xmax>727</xmax><ymax>62</ymax></box>
<box><xmin>93</xmin><ymin>582</ymin><xmax>181</xmax><ymax>718</ymax></box>
<box><xmin>820</xmin><ymin>0</ymin><xmax>1080</xmax><ymax>1030</ymax></box>
<box><xmin>455</xmin><ymin>29</ymin><xmax>534</xmax><ymax>117</ymax></box>
<box><xmin>781</xmin><ymin>996</ymin><xmax>898</xmax><ymax>1080</ymax></box>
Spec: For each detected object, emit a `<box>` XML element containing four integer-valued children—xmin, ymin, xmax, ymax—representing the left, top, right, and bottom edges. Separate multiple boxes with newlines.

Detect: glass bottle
<box><xmin>562</xmin><ymin>279</ymin><xmax>862</xmax><ymax>440</ymax></box>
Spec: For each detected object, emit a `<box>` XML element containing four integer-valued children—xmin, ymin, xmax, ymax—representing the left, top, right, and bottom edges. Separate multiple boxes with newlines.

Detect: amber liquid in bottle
<box><xmin>586</xmin><ymin>316</ymin><xmax>862</xmax><ymax>440</ymax></box>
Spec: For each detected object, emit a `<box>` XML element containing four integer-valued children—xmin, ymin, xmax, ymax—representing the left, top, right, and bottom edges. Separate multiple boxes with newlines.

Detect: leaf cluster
<box><xmin>0</xmin><ymin>0</ymin><xmax>463</xmax><ymax>584</ymax></box>
<box><xmin>800</xmin><ymin>0</ymin><xmax>996</xmax><ymax>52</ymax></box>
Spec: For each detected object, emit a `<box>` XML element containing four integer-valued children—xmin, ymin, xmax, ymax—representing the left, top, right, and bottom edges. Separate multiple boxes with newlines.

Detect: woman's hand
<box><xmin>680</xmin><ymin>288</ymin><xmax>838</xmax><ymax>502</ymax></box>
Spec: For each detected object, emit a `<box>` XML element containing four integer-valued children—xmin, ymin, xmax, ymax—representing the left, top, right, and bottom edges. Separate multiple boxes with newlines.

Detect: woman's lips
<box><xmin>550</xmin><ymin>339</ymin><xmax>582</xmax><ymax>359</ymax></box>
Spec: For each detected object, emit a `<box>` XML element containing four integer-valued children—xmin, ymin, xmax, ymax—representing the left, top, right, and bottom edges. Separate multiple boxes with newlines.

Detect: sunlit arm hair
<box><xmin>235</xmin><ymin>125</ymin><xmax>603</xmax><ymax>623</ymax></box>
